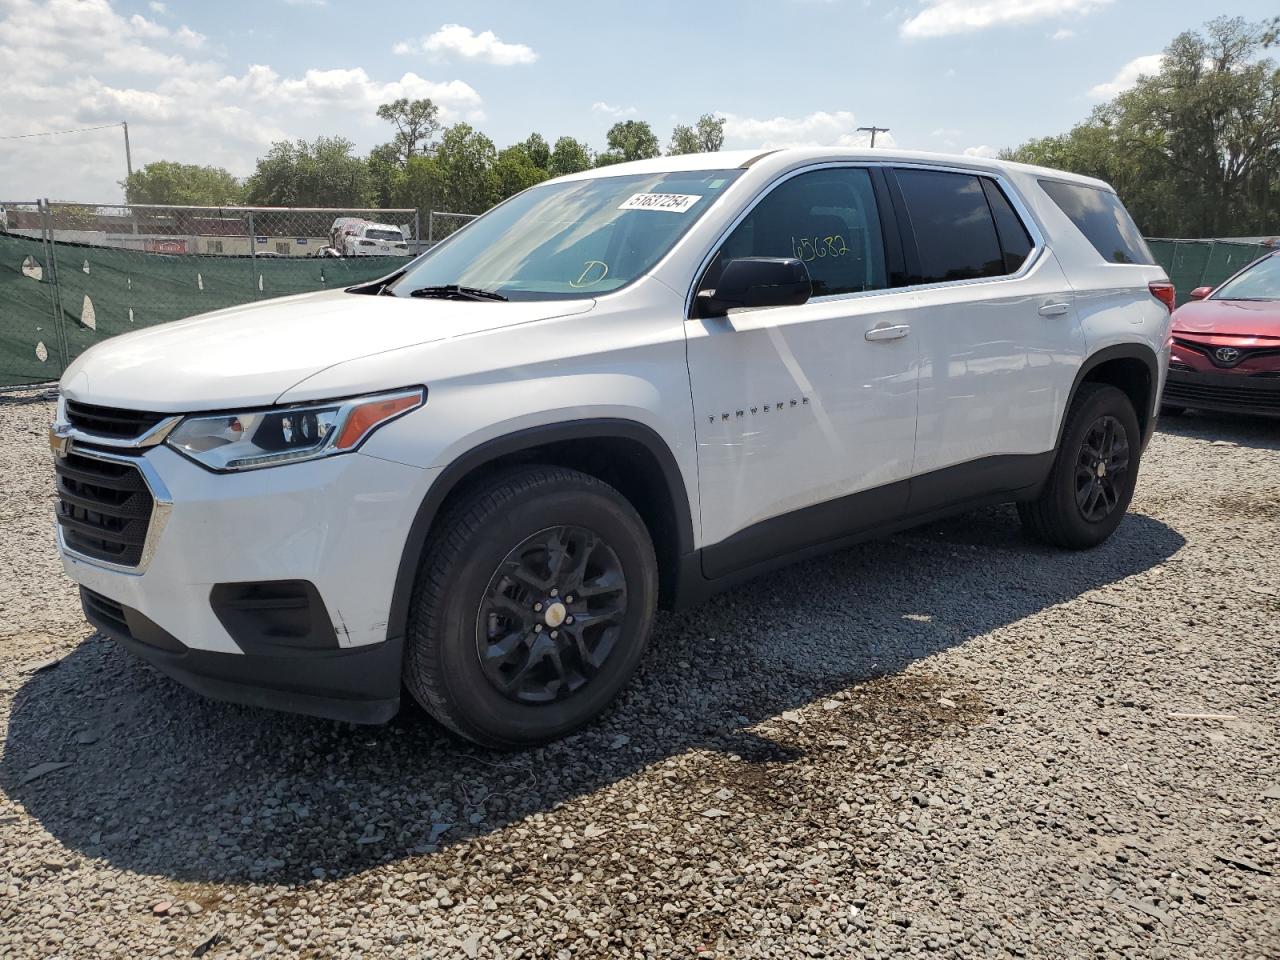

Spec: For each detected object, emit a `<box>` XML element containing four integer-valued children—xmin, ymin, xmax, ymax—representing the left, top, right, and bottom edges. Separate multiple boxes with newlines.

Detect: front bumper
<box><xmin>59</xmin><ymin>443</ymin><xmax>440</xmax><ymax>723</ymax></box>
<box><xmin>1162</xmin><ymin>367</ymin><xmax>1280</xmax><ymax>418</ymax></box>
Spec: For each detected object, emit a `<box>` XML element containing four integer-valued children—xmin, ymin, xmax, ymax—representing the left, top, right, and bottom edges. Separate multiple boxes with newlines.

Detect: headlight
<box><xmin>165</xmin><ymin>387</ymin><xmax>424</xmax><ymax>472</ymax></box>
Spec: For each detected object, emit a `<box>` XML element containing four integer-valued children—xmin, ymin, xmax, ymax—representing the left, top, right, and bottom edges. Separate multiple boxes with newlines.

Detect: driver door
<box><xmin>685</xmin><ymin>165</ymin><xmax>920</xmax><ymax>578</ymax></box>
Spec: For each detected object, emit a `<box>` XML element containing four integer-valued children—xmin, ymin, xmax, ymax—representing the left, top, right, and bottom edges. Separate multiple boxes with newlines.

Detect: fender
<box><xmin>1060</xmin><ymin>342</ymin><xmax>1162</xmax><ymax>450</ymax></box>
<box><xmin>385</xmin><ymin>418</ymin><xmax>695</xmax><ymax>646</ymax></box>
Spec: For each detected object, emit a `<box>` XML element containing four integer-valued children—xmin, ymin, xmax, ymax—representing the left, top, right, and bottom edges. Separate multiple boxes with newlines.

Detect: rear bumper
<box><xmin>1162</xmin><ymin>367</ymin><xmax>1280</xmax><ymax>418</ymax></box>
<box><xmin>82</xmin><ymin>587</ymin><xmax>402</xmax><ymax>724</ymax></box>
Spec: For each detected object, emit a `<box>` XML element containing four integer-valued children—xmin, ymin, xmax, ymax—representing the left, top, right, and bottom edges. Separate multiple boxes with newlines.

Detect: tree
<box><xmin>1004</xmin><ymin>16</ymin><xmax>1280</xmax><ymax>237</ymax></box>
<box><xmin>493</xmin><ymin>145</ymin><xmax>549</xmax><ymax>199</ymax></box>
<box><xmin>122</xmin><ymin>161</ymin><xmax>243</xmax><ymax>205</ymax></box>
<box><xmin>547</xmin><ymin>136</ymin><xmax>592</xmax><ymax>176</ymax></box>
<box><xmin>244</xmin><ymin>137</ymin><xmax>372</xmax><ymax>207</ymax></box>
<box><xmin>668</xmin><ymin>124</ymin><xmax>700</xmax><ymax>156</ymax></box>
<box><xmin>695</xmin><ymin>114</ymin><xmax>726</xmax><ymax>152</ymax></box>
<box><xmin>427</xmin><ymin>123</ymin><xmax>499</xmax><ymax>213</ymax></box>
<box><xmin>604</xmin><ymin>120</ymin><xmax>661</xmax><ymax>163</ymax></box>
<box><xmin>375</xmin><ymin>97</ymin><xmax>441</xmax><ymax>165</ymax></box>
<box><xmin>521</xmin><ymin>133</ymin><xmax>551</xmax><ymax>170</ymax></box>
<box><xmin>366</xmin><ymin>142</ymin><xmax>401</xmax><ymax>209</ymax></box>
<box><xmin>669</xmin><ymin>114</ymin><xmax>726</xmax><ymax>156</ymax></box>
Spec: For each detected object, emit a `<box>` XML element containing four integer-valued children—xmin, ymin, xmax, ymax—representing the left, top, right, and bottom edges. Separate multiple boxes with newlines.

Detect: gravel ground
<box><xmin>1</xmin><ymin>385</ymin><xmax>1277</xmax><ymax>960</ymax></box>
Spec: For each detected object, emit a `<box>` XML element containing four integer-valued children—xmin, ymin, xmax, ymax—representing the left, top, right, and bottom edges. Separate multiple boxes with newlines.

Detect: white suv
<box><xmin>51</xmin><ymin>148</ymin><xmax>1173</xmax><ymax>747</ymax></box>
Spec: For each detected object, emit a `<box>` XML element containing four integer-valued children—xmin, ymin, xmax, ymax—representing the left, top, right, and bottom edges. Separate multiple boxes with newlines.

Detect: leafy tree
<box><xmin>375</xmin><ymin>97</ymin><xmax>441</xmax><ymax>165</ymax></box>
<box><xmin>366</xmin><ymin>142</ymin><xmax>401</xmax><ymax>209</ymax></box>
<box><xmin>244</xmin><ymin>137</ymin><xmax>372</xmax><ymax>207</ymax></box>
<box><xmin>604</xmin><ymin>120</ymin><xmax>661</xmax><ymax>163</ymax></box>
<box><xmin>548</xmin><ymin>136</ymin><xmax>593</xmax><ymax>176</ymax></box>
<box><xmin>493</xmin><ymin>145</ymin><xmax>549</xmax><ymax>199</ymax></box>
<box><xmin>668</xmin><ymin>124</ymin><xmax>700</xmax><ymax>156</ymax></box>
<box><xmin>695</xmin><ymin>114</ymin><xmax>726</xmax><ymax>152</ymax></box>
<box><xmin>1004</xmin><ymin>16</ymin><xmax>1280</xmax><ymax>237</ymax></box>
<box><xmin>122</xmin><ymin>161</ymin><xmax>243</xmax><ymax>205</ymax></box>
<box><xmin>521</xmin><ymin>133</ymin><xmax>552</xmax><ymax>170</ymax></box>
<box><xmin>427</xmin><ymin>123</ymin><xmax>499</xmax><ymax>213</ymax></box>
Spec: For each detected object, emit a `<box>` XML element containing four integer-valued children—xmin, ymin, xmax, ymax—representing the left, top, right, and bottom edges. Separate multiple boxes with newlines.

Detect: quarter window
<box><xmin>1038</xmin><ymin>179</ymin><xmax>1154</xmax><ymax>266</ymax></box>
<box><xmin>700</xmin><ymin>167</ymin><xmax>888</xmax><ymax>299</ymax></box>
<box><xmin>894</xmin><ymin>169</ymin><xmax>1005</xmax><ymax>284</ymax></box>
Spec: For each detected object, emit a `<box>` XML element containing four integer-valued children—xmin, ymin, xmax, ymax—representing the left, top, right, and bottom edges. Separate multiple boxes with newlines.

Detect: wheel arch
<box><xmin>1062</xmin><ymin>343</ymin><xmax>1161</xmax><ymax>450</ymax></box>
<box><xmin>386</xmin><ymin>419</ymin><xmax>696</xmax><ymax>647</ymax></box>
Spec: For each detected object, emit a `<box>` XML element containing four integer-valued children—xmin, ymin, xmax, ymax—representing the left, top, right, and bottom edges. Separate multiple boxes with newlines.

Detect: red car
<box><xmin>1163</xmin><ymin>249</ymin><xmax>1280</xmax><ymax>418</ymax></box>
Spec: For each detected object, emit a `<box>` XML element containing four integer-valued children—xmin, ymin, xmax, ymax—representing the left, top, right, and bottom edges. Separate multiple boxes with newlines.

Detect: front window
<box><xmin>387</xmin><ymin>170</ymin><xmax>743</xmax><ymax>301</ymax></box>
<box><xmin>1212</xmin><ymin>253</ymin><xmax>1280</xmax><ymax>301</ymax></box>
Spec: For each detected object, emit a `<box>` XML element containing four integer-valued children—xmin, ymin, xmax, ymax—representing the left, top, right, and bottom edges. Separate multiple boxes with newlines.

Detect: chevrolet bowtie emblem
<box><xmin>49</xmin><ymin>424</ymin><xmax>73</xmax><ymax>458</ymax></box>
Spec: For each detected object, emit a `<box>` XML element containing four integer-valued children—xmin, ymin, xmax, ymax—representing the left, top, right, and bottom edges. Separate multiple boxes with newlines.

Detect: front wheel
<box><xmin>1018</xmin><ymin>383</ymin><xmax>1142</xmax><ymax>549</ymax></box>
<box><xmin>403</xmin><ymin>465</ymin><xmax>658</xmax><ymax>748</ymax></box>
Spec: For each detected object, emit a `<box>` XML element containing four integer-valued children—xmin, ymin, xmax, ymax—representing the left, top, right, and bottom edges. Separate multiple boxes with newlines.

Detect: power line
<box><xmin>0</xmin><ymin>122</ymin><xmax>124</xmax><ymax>141</ymax></box>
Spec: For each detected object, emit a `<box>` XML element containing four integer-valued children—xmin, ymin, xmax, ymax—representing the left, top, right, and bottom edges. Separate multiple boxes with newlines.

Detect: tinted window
<box><xmin>981</xmin><ymin>179</ymin><xmax>1034</xmax><ymax>273</ymax></box>
<box><xmin>700</xmin><ymin>167</ymin><xmax>888</xmax><ymax>298</ymax></box>
<box><xmin>895</xmin><ymin>170</ymin><xmax>1004</xmax><ymax>284</ymax></box>
<box><xmin>1038</xmin><ymin>179</ymin><xmax>1153</xmax><ymax>265</ymax></box>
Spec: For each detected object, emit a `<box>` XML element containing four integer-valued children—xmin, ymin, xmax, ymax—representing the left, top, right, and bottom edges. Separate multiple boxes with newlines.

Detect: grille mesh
<box><xmin>55</xmin><ymin>451</ymin><xmax>155</xmax><ymax>566</ymax></box>
<box><xmin>65</xmin><ymin>400</ymin><xmax>167</xmax><ymax>440</ymax></box>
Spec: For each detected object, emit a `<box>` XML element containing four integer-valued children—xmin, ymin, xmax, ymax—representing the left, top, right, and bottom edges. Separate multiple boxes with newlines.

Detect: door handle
<box><xmin>1038</xmin><ymin>302</ymin><xmax>1070</xmax><ymax>318</ymax></box>
<box><xmin>865</xmin><ymin>324</ymin><xmax>910</xmax><ymax>342</ymax></box>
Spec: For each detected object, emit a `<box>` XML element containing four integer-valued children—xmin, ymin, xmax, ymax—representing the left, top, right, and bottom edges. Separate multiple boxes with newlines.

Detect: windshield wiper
<box><xmin>407</xmin><ymin>284</ymin><xmax>508</xmax><ymax>302</ymax></box>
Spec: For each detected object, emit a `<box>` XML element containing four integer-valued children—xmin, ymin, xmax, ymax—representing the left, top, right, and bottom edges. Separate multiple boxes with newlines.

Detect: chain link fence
<box><xmin>426</xmin><ymin>210</ymin><xmax>480</xmax><ymax>244</ymax></box>
<box><xmin>0</xmin><ymin>201</ymin><xmax>427</xmax><ymax>387</ymax></box>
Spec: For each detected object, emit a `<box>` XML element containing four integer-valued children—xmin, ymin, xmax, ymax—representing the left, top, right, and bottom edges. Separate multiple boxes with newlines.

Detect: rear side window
<box><xmin>894</xmin><ymin>169</ymin><xmax>1005</xmax><ymax>284</ymax></box>
<box><xmin>981</xmin><ymin>179</ymin><xmax>1034</xmax><ymax>273</ymax></box>
<box><xmin>700</xmin><ymin>167</ymin><xmax>888</xmax><ymax>298</ymax></box>
<box><xmin>1038</xmin><ymin>179</ymin><xmax>1153</xmax><ymax>265</ymax></box>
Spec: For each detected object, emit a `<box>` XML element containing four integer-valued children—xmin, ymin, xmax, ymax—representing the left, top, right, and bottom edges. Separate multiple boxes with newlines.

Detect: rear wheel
<box><xmin>1019</xmin><ymin>383</ymin><xmax>1142</xmax><ymax>549</ymax></box>
<box><xmin>403</xmin><ymin>465</ymin><xmax>657</xmax><ymax>748</ymax></box>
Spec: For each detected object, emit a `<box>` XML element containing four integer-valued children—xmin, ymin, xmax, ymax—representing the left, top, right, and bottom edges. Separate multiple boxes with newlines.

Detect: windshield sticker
<box><xmin>618</xmin><ymin>193</ymin><xmax>702</xmax><ymax>213</ymax></box>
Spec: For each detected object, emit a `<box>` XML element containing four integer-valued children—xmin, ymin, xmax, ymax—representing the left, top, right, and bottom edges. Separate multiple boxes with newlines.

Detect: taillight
<box><xmin>1149</xmin><ymin>281</ymin><xmax>1176</xmax><ymax>313</ymax></box>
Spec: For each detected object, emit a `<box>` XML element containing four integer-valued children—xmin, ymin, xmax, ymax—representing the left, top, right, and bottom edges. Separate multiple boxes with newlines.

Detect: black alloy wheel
<box><xmin>477</xmin><ymin>525</ymin><xmax>628</xmax><ymax>704</ymax></box>
<box><xmin>1074</xmin><ymin>415</ymin><xmax>1130</xmax><ymax>523</ymax></box>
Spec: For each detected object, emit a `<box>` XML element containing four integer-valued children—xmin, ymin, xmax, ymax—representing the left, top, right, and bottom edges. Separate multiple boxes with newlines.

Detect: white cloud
<box><xmin>395</xmin><ymin>24</ymin><xmax>537</xmax><ymax>66</ymax></box>
<box><xmin>718</xmin><ymin>110</ymin><xmax>897</xmax><ymax>149</ymax></box>
<box><xmin>0</xmin><ymin>0</ymin><xmax>484</xmax><ymax>200</ymax></box>
<box><xmin>1089</xmin><ymin>53</ymin><xmax>1162</xmax><ymax>98</ymax></box>
<box><xmin>1050</xmin><ymin>27</ymin><xmax>1075</xmax><ymax>40</ymax></box>
<box><xmin>963</xmin><ymin>144</ymin><xmax>998</xmax><ymax>158</ymax></box>
<box><xmin>591</xmin><ymin>101</ymin><xmax>637</xmax><ymax>118</ymax></box>
<box><xmin>148</xmin><ymin>1</ymin><xmax>166</xmax><ymax>11</ymax></box>
<box><xmin>283</xmin><ymin>0</ymin><xmax>327</xmax><ymax>6</ymax></box>
<box><xmin>901</xmin><ymin>0</ymin><xmax>1111</xmax><ymax>39</ymax></box>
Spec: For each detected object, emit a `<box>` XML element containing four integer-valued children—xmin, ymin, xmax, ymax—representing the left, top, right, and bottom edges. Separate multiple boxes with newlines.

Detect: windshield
<box><xmin>1212</xmin><ymin>253</ymin><xmax>1280</xmax><ymax>301</ymax></box>
<box><xmin>387</xmin><ymin>169</ymin><xmax>743</xmax><ymax>301</ymax></box>
<box><xmin>364</xmin><ymin>228</ymin><xmax>403</xmax><ymax>241</ymax></box>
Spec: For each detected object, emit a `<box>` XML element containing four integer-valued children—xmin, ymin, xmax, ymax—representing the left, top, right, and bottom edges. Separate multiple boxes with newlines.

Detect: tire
<box><xmin>1018</xmin><ymin>382</ymin><xmax>1142</xmax><ymax>549</ymax></box>
<box><xmin>1161</xmin><ymin>404</ymin><xmax>1187</xmax><ymax>417</ymax></box>
<box><xmin>403</xmin><ymin>465</ymin><xmax>658</xmax><ymax>749</ymax></box>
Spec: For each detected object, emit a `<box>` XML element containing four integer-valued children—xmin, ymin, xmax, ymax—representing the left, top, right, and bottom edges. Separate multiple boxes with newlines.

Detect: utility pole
<box><xmin>857</xmin><ymin>126</ymin><xmax>890</xmax><ymax>148</ymax></box>
<box><xmin>122</xmin><ymin>121</ymin><xmax>133</xmax><ymax>180</ymax></box>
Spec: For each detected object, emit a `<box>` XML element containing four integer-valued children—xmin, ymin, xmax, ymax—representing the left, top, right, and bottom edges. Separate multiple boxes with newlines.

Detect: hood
<box><xmin>60</xmin><ymin>289</ymin><xmax>595</xmax><ymax>411</ymax></box>
<box><xmin>1172</xmin><ymin>298</ymin><xmax>1280</xmax><ymax>340</ymax></box>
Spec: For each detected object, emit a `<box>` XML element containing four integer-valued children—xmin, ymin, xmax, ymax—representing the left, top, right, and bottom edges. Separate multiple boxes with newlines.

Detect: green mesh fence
<box><xmin>0</xmin><ymin>232</ymin><xmax>403</xmax><ymax>387</ymax></box>
<box><xmin>1148</xmin><ymin>239</ymin><xmax>1273</xmax><ymax>306</ymax></box>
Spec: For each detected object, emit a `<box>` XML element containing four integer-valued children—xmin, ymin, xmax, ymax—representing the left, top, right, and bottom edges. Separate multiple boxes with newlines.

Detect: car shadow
<box><xmin>1</xmin><ymin>506</ymin><xmax>1184</xmax><ymax>886</ymax></box>
<box><xmin>1158</xmin><ymin>408</ymin><xmax>1280</xmax><ymax>451</ymax></box>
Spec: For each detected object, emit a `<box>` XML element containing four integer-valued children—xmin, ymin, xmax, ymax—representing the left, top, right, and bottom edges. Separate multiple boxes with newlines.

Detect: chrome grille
<box><xmin>64</xmin><ymin>400</ymin><xmax>168</xmax><ymax>441</ymax></box>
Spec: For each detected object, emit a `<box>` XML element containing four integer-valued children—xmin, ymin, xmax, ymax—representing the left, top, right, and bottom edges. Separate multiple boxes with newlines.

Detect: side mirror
<box><xmin>1189</xmin><ymin>286</ymin><xmax>1213</xmax><ymax>301</ymax></box>
<box><xmin>696</xmin><ymin>257</ymin><xmax>811</xmax><ymax>318</ymax></box>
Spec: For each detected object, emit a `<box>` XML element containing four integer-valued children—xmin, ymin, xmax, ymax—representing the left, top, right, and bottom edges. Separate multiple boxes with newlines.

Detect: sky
<box><xmin>0</xmin><ymin>0</ymin><xmax>1274</xmax><ymax>203</ymax></box>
